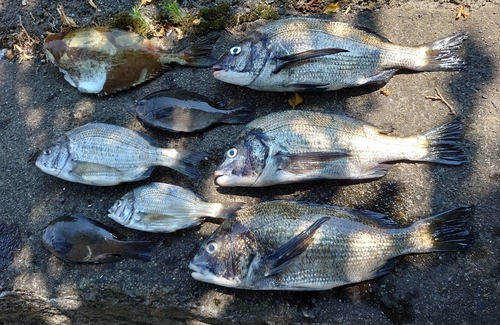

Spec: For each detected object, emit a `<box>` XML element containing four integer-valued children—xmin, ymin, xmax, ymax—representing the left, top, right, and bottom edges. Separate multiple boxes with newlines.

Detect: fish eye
<box><xmin>114</xmin><ymin>199</ymin><xmax>122</xmax><ymax>207</ymax></box>
<box><xmin>205</xmin><ymin>241</ymin><xmax>218</xmax><ymax>254</ymax></box>
<box><xmin>136</xmin><ymin>99</ymin><xmax>146</xmax><ymax>106</ymax></box>
<box><xmin>44</xmin><ymin>149</ymin><xmax>51</xmax><ymax>155</ymax></box>
<box><xmin>229</xmin><ymin>46</ymin><xmax>242</xmax><ymax>56</ymax></box>
<box><xmin>226</xmin><ymin>148</ymin><xmax>238</xmax><ymax>159</ymax></box>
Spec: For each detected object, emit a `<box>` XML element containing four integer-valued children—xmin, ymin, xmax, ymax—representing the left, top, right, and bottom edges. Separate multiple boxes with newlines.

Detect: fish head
<box><xmin>36</xmin><ymin>138</ymin><xmax>70</xmax><ymax>177</ymax></box>
<box><xmin>189</xmin><ymin>219</ymin><xmax>257</xmax><ymax>288</ymax></box>
<box><xmin>215</xmin><ymin>131</ymin><xmax>269</xmax><ymax>187</ymax></box>
<box><xmin>44</xmin><ymin>29</ymin><xmax>112</xmax><ymax>94</ymax></box>
<box><xmin>108</xmin><ymin>192</ymin><xmax>135</xmax><ymax>226</ymax></box>
<box><xmin>213</xmin><ymin>32</ymin><xmax>268</xmax><ymax>86</ymax></box>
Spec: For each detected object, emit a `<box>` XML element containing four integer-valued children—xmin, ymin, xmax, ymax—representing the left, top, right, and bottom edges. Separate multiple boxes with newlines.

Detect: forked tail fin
<box><xmin>417</xmin><ymin>32</ymin><xmax>468</xmax><ymax>71</ymax></box>
<box><xmin>421</xmin><ymin>120</ymin><xmax>467</xmax><ymax>165</ymax></box>
<box><xmin>162</xmin><ymin>33</ymin><xmax>220</xmax><ymax>67</ymax></box>
<box><xmin>409</xmin><ymin>206</ymin><xmax>474</xmax><ymax>253</ymax></box>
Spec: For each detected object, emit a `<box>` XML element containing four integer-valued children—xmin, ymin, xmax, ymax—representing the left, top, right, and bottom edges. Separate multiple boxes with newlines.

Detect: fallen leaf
<box><xmin>324</xmin><ymin>2</ymin><xmax>341</xmax><ymax>14</ymax></box>
<box><xmin>455</xmin><ymin>5</ymin><xmax>470</xmax><ymax>20</ymax></box>
<box><xmin>173</xmin><ymin>26</ymin><xmax>184</xmax><ymax>40</ymax></box>
<box><xmin>140</xmin><ymin>0</ymin><xmax>155</xmax><ymax>7</ymax></box>
<box><xmin>89</xmin><ymin>0</ymin><xmax>97</xmax><ymax>10</ymax></box>
<box><xmin>288</xmin><ymin>92</ymin><xmax>303</xmax><ymax>108</ymax></box>
<box><xmin>14</xmin><ymin>44</ymin><xmax>24</xmax><ymax>53</ymax></box>
<box><xmin>57</xmin><ymin>2</ymin><xmax>78</xmax><ymax>27</ymax></box>
<box><xmin>380</xmin><ymin>89</ymin><xmax>390</xmax><ymax>96</ymax></box>
<box><xmin>5</xmin><ymin>49</ymin><xmax>14</xmax><ymax>60</ymax></box>
<box><xmin>23</xmin><ymin>52</ymin><xmax>32</xmax><ymax>60</ymax></box>
<box><xmin>192</xmin><ymin>18</ymin><xmax>201</xmax><ymax>26</ymax></box>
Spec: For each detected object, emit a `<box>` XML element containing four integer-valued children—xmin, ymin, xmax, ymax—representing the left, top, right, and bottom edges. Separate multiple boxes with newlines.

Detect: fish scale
<box><xmin>36</xmin><ymin>123</ymin><xmax>203</xmax><ymax>186</ymax></box>
<box><xmin>189</xmin><ymin>201</ymin><xmax>473</xmax><ymax>291</ymax></box>
<box><xmin>213</xmin><ymin>17</ymin><xmax>467</xmax><ymax>92</ymax></box>
<box><xmin>216</xmin><ymin>110</ymin><xmax>465</xmax><ymax>187</ymax></box>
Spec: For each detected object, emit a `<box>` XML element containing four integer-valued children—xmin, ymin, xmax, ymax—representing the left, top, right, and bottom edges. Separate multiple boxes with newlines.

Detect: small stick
<box><xmin>425</xmin><ymin>87</ymin><xmax>456</xmax><ymax>115</ymax></box>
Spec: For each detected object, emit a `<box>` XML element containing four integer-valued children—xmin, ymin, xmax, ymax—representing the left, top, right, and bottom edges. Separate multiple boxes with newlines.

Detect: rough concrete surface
<box><xmin>0</xmin><ymin>0</ymin><xmax>499</xmax><ymax>324</ymax></box>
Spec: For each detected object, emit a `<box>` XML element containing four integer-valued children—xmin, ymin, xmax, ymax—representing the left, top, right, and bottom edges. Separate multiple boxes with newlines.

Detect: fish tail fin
<box><xmin>220</xmin><ymin>107</ymin><xmax>255</xmax><ymax>125</ymax></box>
<box><xmin>122</xmin><ymin>241</ymin><xmax>155</xmax><ymax>262</ymax></box>
<box><xmin>408</xmin><ymin>206</ymin><xmax>473</xmax><ymax>253</ymax></box>
<box><xmin>416</xmin><ymin>32</ymin><xmax>468</xmax><ymax>71</ymax></box>
<box><xmin>420</xmin><ymin>119</ymin><xmax>467</xmax><ymax>165</ymax></box>
<box><xmin>160</xmin><ymin>149</ymin><xmax>206</xmax><ymax>178</ymax></box>
<box><xmin>161</xmin><ymin>33</ymin><xmax>220</xmax><ymax>67</ymax></box>
<box><xmin>215</xmin><ymin>202</ymin><xmax>245</xmax><ymax>219</ymax></box>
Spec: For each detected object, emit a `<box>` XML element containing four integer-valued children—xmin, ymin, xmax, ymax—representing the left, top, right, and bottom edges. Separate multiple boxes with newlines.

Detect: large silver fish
<box><xmin>36</xmin><ymin>123</ymin><xmax>204</xmax><ymax>186</ymax></box>
<box><xmin>44</xmin><ymin>27</ymin><xmax>218</xmax><ymax>95</ymax></box>
<box><xmin>134</xmin><ymin>89</ymin><xmax>253</xmax><ymax>132</ymax></box>
<box><xmin>213</xmin><ymin>17</ymin><xmax>467</xmax><ymax>92</ymax></box>
<box><xmin>42</xmin><ymin>214</ymin><xmax>154</xmax><ymax>263</ymax></box>
<box><xmin>189</xmin><ymin>201</ymin><xmax>473</xmax><ymax>291</ymax></box>
<box><xmin>108</xmin><ymin>182</ymin><xmax>244</xmax><ymax>232</ymax></box>
<box><xmin>215</xmin><ymin>110</ymin><xmax>466</xmax><ymax>187</ymax></box>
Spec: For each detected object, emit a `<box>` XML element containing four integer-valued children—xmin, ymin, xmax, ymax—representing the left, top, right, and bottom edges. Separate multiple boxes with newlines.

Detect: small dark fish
<box><xmin>213</xmin><ymin>17</ymin><xmax>467</xmax><ymax>92</ymax></box>
<box><xmin>44</xmin><ymin>27</ymin><xmax>218</xmax><ymax>95</ymax></box>
<box><xmin>42</xmin><ymin>214</ymin><xmax>154</xmax><ymax>263</ymax></box>
<box><xmin>190</xmin><ymin>201</ymin><xmax>473</xmax><ymax>290</ymax></box>
<box><xmin>134</xmin><ymin>89</ymin><xmax>253</xmax><ymax>132</ymax></box>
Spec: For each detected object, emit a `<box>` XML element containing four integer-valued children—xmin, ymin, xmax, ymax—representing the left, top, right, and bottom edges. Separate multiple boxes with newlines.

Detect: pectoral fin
<box><xmin>276</xmin><ymin>151</ymin><xmax>350</xmax><ymax>174</ymax></box>
<box><xmin>262</xmin><ymin>217</ymin><xmax>330</xmax><ymax>277</ymax></box>
<box><xmin>273</xmin><ymin>48</ymin><xmax>349</xmax><ymax>73</ymax></box>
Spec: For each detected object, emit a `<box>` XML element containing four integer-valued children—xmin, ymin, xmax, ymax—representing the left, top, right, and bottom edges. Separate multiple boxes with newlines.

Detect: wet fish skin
<box><xmin>35</xmin><ymin>123</ymin><xmax>204</xmax><ymax>186</ymax></box>
<box><xmin>42</xmin><ymin>214</ymin><xmax>154</xmax><ymax>263</ymax></box>
<box><xmin>215</xmin><ymin>110</ymin><xmax>466</xmax><ymax>187</ymax></box>
<box><xmin>134</xmin><ymin>89</ymin><xmax>254</xmax><ymax>132</ymax></box>
<box><xmin>189</xmin><ymin>201</ymin><xmax>473</xmax><ymax>291</ymax></box>
<box><xmin>44</xmin><ymin>28</ymin><xmax>218</xmax><ymax>95</ymax></box>
<box><xmin>108</xmin><ymin>182</ymin><xmax>244</xmax><ymax>232</ymax></box>
<box><xmin>213</xmin><ymin>17</ymin><xmax>467</xmax><ymax>92</ymax></box>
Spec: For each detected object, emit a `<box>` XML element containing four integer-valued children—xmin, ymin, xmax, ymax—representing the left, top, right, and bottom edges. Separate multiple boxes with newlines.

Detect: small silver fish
<box><xmin>42</xmin><ymin>214</ymin><xmax>154</xmax><ymax>263</ymax></box>
<box><xmin>189</xmin><ymin>201</ymin><xmax>473</xmax><ymax>290</ymax></box>
<box><xmin>215</xmin><ymin>110</ymin><xmax>466</xmax><ymax>187</ymax></box>
<box><xmin>134</xmin><ymin>89</ymin><xmax>253</xmax><ymax>132</ymax></box>
<box><xmin>36</xmin><ymin>123</ymin><xmax>204</xmax><ymax>186</ymax></box>
<box><xmin>213</xmin><ymin>17</ymin><xmax>467</xmax><ymax>92</ymax></box>
<box><xmin>44</xmin><ymin>27</ymin><xmax>218</xmax><ymax>94</ymax></box>
<box><xmin>108</xmin><ymin>182</ymin><xmax>244</xmax><ymax>232</ymax></box>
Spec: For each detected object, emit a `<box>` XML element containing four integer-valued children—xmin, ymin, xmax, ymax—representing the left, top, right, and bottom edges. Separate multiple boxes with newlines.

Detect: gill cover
<box><xmin>216</xmin><ymin>131</ymin><xmax>270</xmax><ymax>186</ymax></box>
<box><xmin>190</xmin><ymin>219</ymin><xmax>257</xmax><ymax>287</ymax></box>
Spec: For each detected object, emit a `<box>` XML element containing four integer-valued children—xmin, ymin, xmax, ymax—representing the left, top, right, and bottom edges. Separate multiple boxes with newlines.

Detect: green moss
<box><xmin>230</xmin><ymin>2</ymin><xmax>279</xmax><ymax>26</ymax></box>
<box><xmin>194</xmin><ymin>2</ymin><xmax>232</xmax><ymax>36</ymax></box>
<box><xmin>109</xmin><ymin>11</ymin><xmax>149</xmax><ymax>37</ymax></box>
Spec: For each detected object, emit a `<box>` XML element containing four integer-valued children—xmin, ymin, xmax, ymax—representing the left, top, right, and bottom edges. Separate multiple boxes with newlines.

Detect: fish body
<box><xmin>189</xmin><ymin>201</ymin><xmax>473</xmax><ymax>291</ymax></box>
<box><xmin>108</xmin><ymin>182</ymin><xmax>244</xmax><ymax>232</ymax></box>
<box><xmin>213</xmin><ymin>17</ymin><xmax>467</xmax><ymax>92</ymax></box>
<box><xmin>44</xmin><ymin>27</ymin><xmax>217</xmax><ymax>94</ymax></box>
<box><xmin>42</xmin><ymin>214</ymin><xmax>154</xmax><ymax>263</ymax></box>
<box><xmin>36</xmin><ymin>123</ymin><xmax>203</xmax><ymax>186</ymax></box>
<box><xmin>134</xmin><ymin>89</ymin><xmax>253</xmax><ymax>132</ymax></box>
<box><xmin>215</xmin><ymin>110</ymin><xmax>466</xmax><ymax>187</ymax></box>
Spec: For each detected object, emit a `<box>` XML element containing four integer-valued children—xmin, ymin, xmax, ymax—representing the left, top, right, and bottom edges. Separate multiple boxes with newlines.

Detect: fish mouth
<box><xmin>189</xmin><ymin>262</ymin><xmax>239</xmax><ymax>288</ymax></box>
<box><xmin>214</xmin><ymin>170</ymin><xmax>228</xmax><ymax>186</ymax></box>
<box><xmin>213</xmin><ymin>65</ymin><xmax>223</xmax><ymax>78</ymax></box>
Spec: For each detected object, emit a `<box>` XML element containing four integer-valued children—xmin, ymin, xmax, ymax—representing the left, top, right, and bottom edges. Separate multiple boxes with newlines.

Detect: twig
<box><xmin>425</xmin><ymin>87</ymin><xmax>456</xmax><ymax>115</ymax></box>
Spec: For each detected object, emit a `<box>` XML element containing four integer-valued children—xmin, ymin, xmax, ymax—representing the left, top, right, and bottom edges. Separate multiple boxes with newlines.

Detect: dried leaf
<box><xmin>57</xmin><ymin>2</ymin><xmax>78</xmax><ymax>27</ymax></box>
<box><xmin>455</xmin><ymin>5</ymin><xmax>470</xmax><ymax>20</ymax></box>
<box><xmin>5</xmin><ymin>49</ymin><xmax>14</xmax><ymax>60</ymax></box>
<box><xmin>23</xmin><ymin>52</ymin><xmax>32</xmax><ymax>60</ymax></box>
<box><xmin>380</xmin><ymin>89</ymin><xmax>390</xmax><ymax>96</ymax></box>
<box><xmin>173</xmin><ymin>26</ymin><xmax>184</xmax><ymax>40</ymax></box>
<box><xmin>324</xmin><ymin>2</ymin><xmax>341</xmax><ymax>14</ymax></box>
<box><xmin>192</xmin><ymin>18</ymin><xmax>201</xmax><ymax>26</ymax></box>
<box><xmin>14</xmin><ymin>44</ymin><xmax>24</xmax><ymax>53</ymax></box>
<box><xmin>89</xmin><ymin>0</ymin><xmax>97</xmax><ymax>10</ymax></box>
<box><xmin>288</xmin><ymin>92</ymin><xmax>303</xmax><ymax>108</ymax></box>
